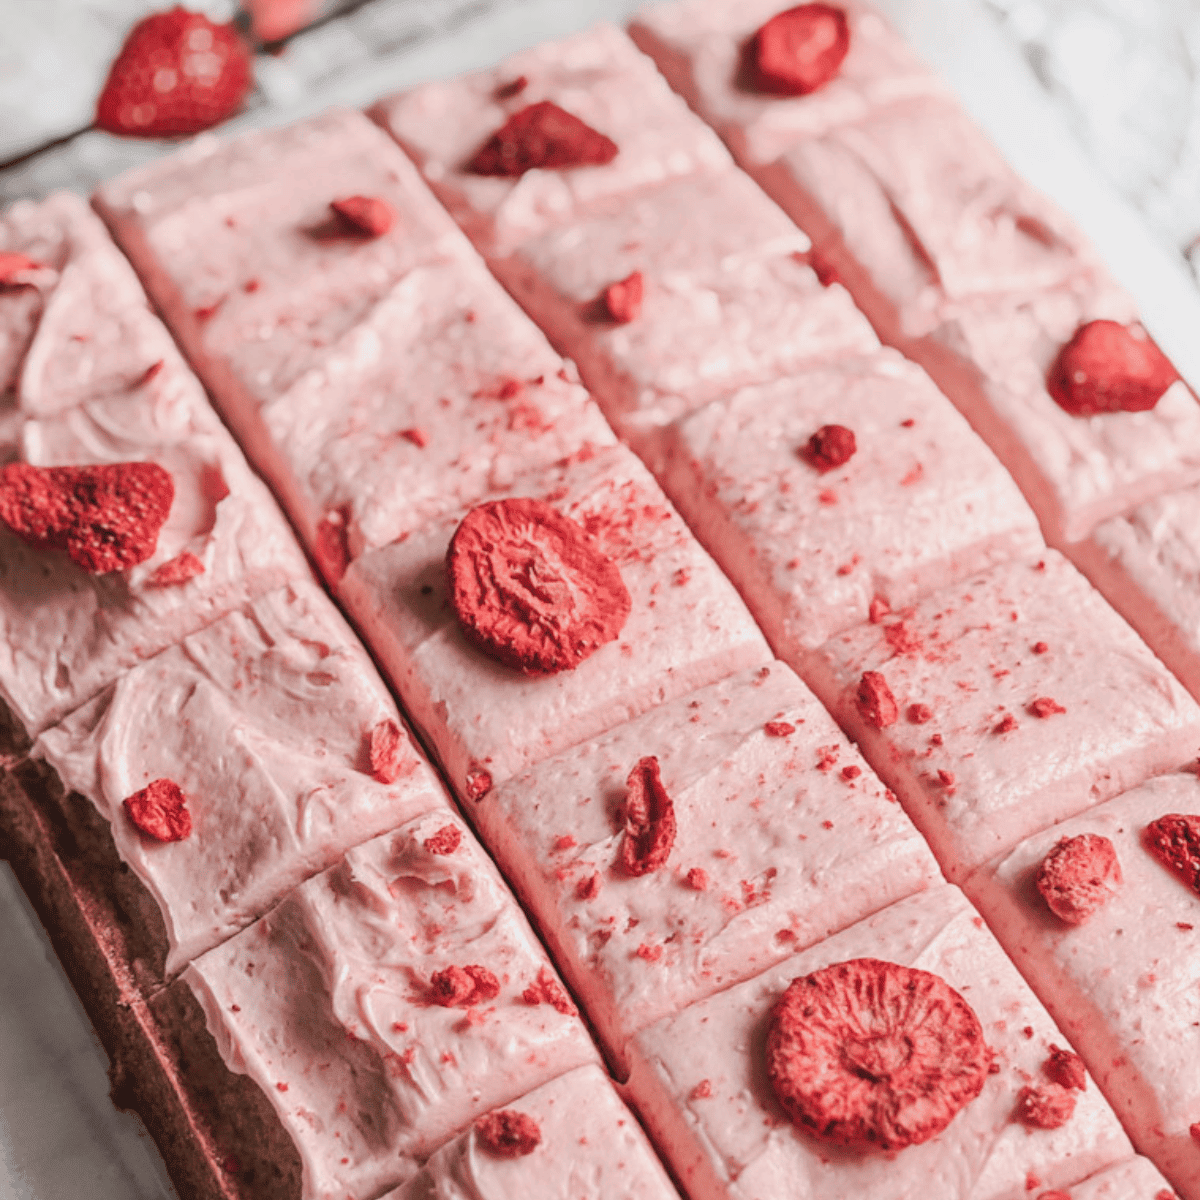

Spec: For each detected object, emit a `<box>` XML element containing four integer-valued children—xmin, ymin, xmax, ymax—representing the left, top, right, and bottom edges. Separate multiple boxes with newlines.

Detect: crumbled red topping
<box><xmin>603</xmin><ymin>271</ymin><xmax>644</xmax><ymax>324</ymax></box>
<box><xmin>1043</xmin><ymin>1044</ymin><xmax>1087</xmax><ymax>1091</ymax></box>
<box><xmin>1028</xmin><ymin>697</ymin><xmax>1066</xmax><ymax>719</ymax></box>
<box><xmin>1047</xmin><ymin>319</ymin><xmax>1179</xmax><ymax>416</ymax></box>
<box><xmin>123</xmin><ymin>778</ymin><xmax>192</xmax><ymax>842</ymax></box>
<box><xmin>575</xmin><ymin>872</ymin><xmax>601</xmax><ymax>901</ymax></box>
<box><xmin>764</xmin><ymin>720</ymin><xmax>796</xmax><ymax>738</ymax></box>
<box><xmin>368</xmin><ymin>719</ymin><xmax>406</xmax><ymax>784</ymax></box>
<box><xmin>423</xmin><ymin>825</ymin><xmax>462</xmax><ymax>856</ymax></box>
<box><xmin>330</xmin><ymin>195</ymin><xmax>396</xmax><ymax>237</ymax></box>
<box><xmin>750</xmin><ymin>4</ymin><xmax>851</xmax><ymax>96</ymax></box>
<box><xmin>993</xmin><ymin>713</ymin><xmax>1018</xmax><ymax>735</ymax></box>
<box><xmin>475</xmin><ymin>1109</ymin><xmax>541</xmax><ymax>1158</ymax></box>
<box><xmin>429</xmin><ymin>964</ymin><xmax>500</xmax><ymax>1007</ymax></box>
<box><xmin>690</xmin><ymin>1079</ymin><xmax>713</xmax><ymax>1100</ymax></box>
<box><xmin>1014</xmin><ymin>1084</ymin><xmax>1076</xmax><ymax>1129</ymax></box>
<box><xmin>446</xmin><ymin>497</ymin><xmax>631</xmax><ymax>674</ymax></box>
<box><xmin>766</xmin><ymin>957</ymin><xmax>987</xmax><ymax>1149</ymax></box>
<box><xmin>868</xmin><ymin>596</ymin><xmax>891</xmax><ymax>624</ymax></box>
<box><xmin>1143</xmin><ymin>814</ymin><xmax>1200</xmax><ymax>897</ymax></box>
<box><xmin>856</xmin><ymin>671</ymin><xmax>898</xmax><ymax>729</ymax></box>
<box><xmin>1036</xmin><ymin>833</ymin><xmax>1122</xmax><ymax>925</ymax></box>
<box><xmin>906</xmin><ymin>702</ymin><xmax>933</xmax><ymax>725</ymax></box>
<box><xmin>147</xmin><ymin>550</ymin><xmax>205</xmax><ymax>587</ymax></box>
<box><xmin>521</xmin><ymin>966</ymin><xmax>576</xmax><ymax>1015</ymax></box>
<box><xmin>685</xmin><ymin>867</ymin><xmax>709</xmax><ymax>891</ymax></box>
<box><xmin>468</xmin><ymin>101</ymin><xmax>617</xmax><ymax>176</ymax></box>
<box><xmin>400</xmin><ymin>427</ymin><xmax>429</xmax><ymax>448</ymax></box>
<box><xmin>620</xmin><ymin>756</ymin><xmax>676</xmax><ymax>876</ymax></box>
<box><xmin>803</xmin><ymin>424</ymin><xmax>857</xmax><ymax>473</ymax></box>
<box><xmin>465</xmin><ymin>766</ymin><xmax>493</xmax><ymax>802</ymax></box>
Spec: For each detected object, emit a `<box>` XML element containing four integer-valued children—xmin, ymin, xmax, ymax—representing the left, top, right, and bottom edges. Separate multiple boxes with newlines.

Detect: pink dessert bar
<box><xmin>0</xmin><ymin>194</ymin><xmax>307</xmax><ymax>736</ymax></box>
<box><xmin>35</xmin><ymin>581</ymin><xmax>450</xmax><ymax>974</ymax></box>
<box><xmin>966</xmin><ymin>772</ymin><xmax>1200</xmax><ymax>1199</ymax></box>
<box><xmin>805</xmin><ymin>551</ymin><xmax>1200</xmax><ymax>879</ymax></box>
<box><xmin>630</xmin><ymin>0</ymin><xmax>947</xmax><ymax>165</ymax></box>
<box><xmin>1071</xmin><ymin>482</ymin><xmax>1200</xmax><ymax>705</ymax></box>
<box><xmin>626</xmin><ymin>885</ymin><xmax>1133</xmax><ymax>1200</ymax></box>
<box><xmin>92</xmin><ymin>109</ymin><xmax>611</xmax><ymax>575</ymax></box>
<box><xmin>475</xmin><ymin>660</ymin><xmax>938</xmax><ymax>1069</ymax></box>
<box><xmin>1064</xmin><ymin>1158</ymin><xmax>1180</xmax><ymax>1200</ymax></box>
<box><xmin>339</xmin><ymin>442</ymin><xmax>772</xmax><ymax>802</ymax></box>
<box><xmin>186</xmin><ymin>810</ymin><xmax>599</xmax><ymax>1200</ymax></box>
<box><xmin>372</xmin><ymin>24</ymin><xmax>733</xmax><ymax>257</ymax></box>
<box><xmin>381</xmin><ymin>1065</ymin><xmax>680</xmax><ymax>1200</ymax></box>
<box><xmin>660</xmin><ymin>349</ymin><xmax>1044</xmax><ymax>658</ymax></box>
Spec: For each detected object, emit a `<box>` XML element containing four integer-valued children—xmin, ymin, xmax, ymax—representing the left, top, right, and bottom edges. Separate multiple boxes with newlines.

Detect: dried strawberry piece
<box><xmin>369</xmin><ymin>719</ymin><xmax>407</xmax><ymax>784</ymax></box>
<box><xmin>314</xmin><ymin>506</ymin><xmax>351</xmax><ymax>583</ymax></box>
<box><xmin>620</xmin><ymin>755</ymin><xmax>676</xmax><ymax>877</ymax></box>
<box><xmin>751</xmin><ymin>4</ymin><xmax>851</xmax><ymax>96</ymax></box>
<box><xmin>802</xmin><ymin>424</ymin><xmax>856</xmax><ymax>473</ymax></box>
<box><xmin>1044</xmin><ymin>1044</ymin><xmax>1086</xmax><ymax>1091</ymax></box>
<box><xmin>1143</xmin><ymin>814</ymin><xmax>1200</xmax><ymax>897</ymax></box>
<box><xmin>764</xmin><ymin>720</ymin><xmax>796</xmax><ymax>738</ymax></box>
<box><xmin>423</xmin><ymin>825</ymin><xmax>462</xmax><ymax>856</ymax></box>
<box><xmin>1047</xmin><ymin>320</ymin><xmax>1179</xmax><ymax>417</ymax></box>
<box><xmin>475</xmin><ymin>1110</ymin><xmax>541</xmax><ymax>1158</ymax></box>
<box><xmin>330</xmin><ymin>195</ymin><xmax>396</xmax><ymax>238</ymax></box>
<box><xmin>1015</xmin><ymin>1084</ymin><xmax>1076</xmax><ymax>1129</ymax></box>
<box><xmin>603</xmin><ymin>271</ymin><xmax>644</xmax><ymax>324</ymax></box>
<box><xmin>1036</xmin><ymin>833</ymin><xmax>1122</xmax><ymax>925</ymax></box>
<box><xmin>147</xmin><ymin>550</ymin><xmax>205</xmax><ymax>587</ymax></box>
<box><xmin>521</xmin><ymin>966</ymin><xmax>576</xmax><ymax>1015</ymax></box>
<box><xmin>468</xmin><ymin>101</ymin><xmax>618</xmax><ymax>176</ymax></box>
<box><xmin>95</xmin><ymin>8</ymin><xmax>253</xmax><ymax>138</ymax></box>
<box><xmin>766</xmin><ymin>957</ymin><xmax>987</xmax><ymax>1149</ymax></box>
<box><xmin>429</xmin><ymin>964</ymin><xmax>501</xmax><ymax>1007</ymax></box>
<box><xmin>0</xmin><ymin>461</ymin><xmax>173</xmax><ymax>573</ymax></box>
<box><xmin>123</xmin><ymin>778</ymin><xmax>192</xmax><ymax>842</ymax></box>
<box><xmin>1028</xmin><ymin>697</ymin><xmax>1066</xmax><ymax>718</ymax></box>
<box><xmin>0</xmin><ymin>252</ymin><xmax>44</xmax><ymax>288</ymax></box>
<box><xmin>856</xmin><ymin>671</ymin><xmax>898</xmax><ymax>729</ymax></box>
<box><xmin>465</xmin><ymin>766</ymin><xmax>493</xmax><ymax>802</ymax></box>
<box><xmin>446</xmin><ymin>497</ymin><xmax>631</xmax><ymax>675</ymax></box>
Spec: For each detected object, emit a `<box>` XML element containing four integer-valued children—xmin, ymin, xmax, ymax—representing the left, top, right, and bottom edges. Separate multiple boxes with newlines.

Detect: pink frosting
<box><xmin>372</xmin><ymin>24</ymin><xmax>733</xmax><ymax>257</ymax></box>
<box><xmin>383</xmin><ymin>1065</ymin><xmax>679</xmax><ymax>1200</ymax></box>
<box><xmin>0</xmin><ymin>193</ymin><xmax>307</xmax><ymax>736</ymax></box>
<box><xmin>187</xmin><ymin>810</ymin><xmax>599</xmax><ymax>1200</ymax></box>
<box><xmin>1063</xmin><ymin>1157</ymin><xmax>1179</xmax><ymax>1198</ymax></box>
<box><xmin>339</xmin><ymin>443</ymin><xmax>771</xmax><ymax>801</ymax></box>
<box><xmin>626</xmin><ymin>885</ymin><xmax>1132</xmax><ymax>1200</ymax></box>
<box><xmin>477</xmin><ymin>660</ymin><xmax>938</xmax><ymax>1070</ymax></box>
<box><xmin>35</xmin><ymin>581</ymin><xmax>450</xmax><ymax>974</ymax></box>
<box><xmin>806</xmin><ymin>551</ymin><xmax>1200</xmax><ymax>879</ymax></box>
<box><xmin>660</xmin><ymin>349</ymin><xmax>1044</xmax><ymax>655</ymax></box>
<box><xmin>966</xmin><ymin>772</ymin><xmax>1200</xmax><ymax>1199</ymax></box>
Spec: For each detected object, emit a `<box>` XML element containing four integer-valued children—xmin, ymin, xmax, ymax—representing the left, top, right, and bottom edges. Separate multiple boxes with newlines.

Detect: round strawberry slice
<box><xmin>96</xmin><ymin>7</ymin><xmax>253</xmax><ymax>138</ymax></box>
<box><xmin>1046</xmin><ymin>319</ymin><xmax>1179</xmax><ymax>416</ymax></box>
<box><xmin>1036</xmin><ymin>833</ymin><xmax>1122</xmax><ymax>924</ymax></box>
<box><xmin>751</xmin><ymin>4</ymin><xmax>851</xmax><ymax>96</ymax></box>
<box><xmin>446</xmin><ymin>497</ymin><xmax>631</xmax><ymax>675</ymax></box>
<box><xmin>766</xmin><ymin>957</ymin><xmax>988</xmax><ymax>1150</ymax></box>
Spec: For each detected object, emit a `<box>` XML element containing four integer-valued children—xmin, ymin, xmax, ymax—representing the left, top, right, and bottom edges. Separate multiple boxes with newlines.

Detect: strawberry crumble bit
<box><xmin>447</xmin><ymin>498</ymin><xmax>631</xmax><ymax>674</ymax></box>
<box><xmin>465</xmin><ymin>766</ymin><xmax>493</xmax><ymax>801</ymax></box>
<box><xmin>1028</xmin><ymin>697</ymin><xmax>1066</xmax><ymax>718</ymax></box>
<box><xmin>764</xmin><ymin>720</ymin><xmax>795</xmax><ymax>738</ymax></box>
<box><xmin>868</xmin><ymin>596</ymin><xmax>891</xmax><ymax>623</ymax></box>
<box><xmin>468</xmin><ymin>101</ymin><xmax>618</xmax><ymax>175</ymax></box>
<box><xmin>672</xmin><ymin>567</ymin><xmax>690</xmax><ymax>586</ymax></box>
<box><xmin>620</xmin><ymin>756</ymin><xmax>676</xmax><ymax>876</ymax></box>
<box><xmin>856</xmin><ymin>672</ymin><xmax>898</xmax><ymax>729</ymax></box>
<box><xmin>147</xmin><ymin>550</ymin><xmax>205</xmax><ymax>587</ymax></box>
<box><xmin>575</xmin><ymin>872</ymin><xmax>601</xmax><ymax>901</ymax></box>
<box><xmin>993</xmin><ymin>713</ymin><xmax>1018</xmax><ymax>735</ymax></box>
<box><xmin>399</xmin><ymin>427</ymin><xmax>428</xmax><ymax>448</ymax></box>
<box><xmin>1036</xmin><ymin>833</ymin><xmax>1122</xmax><ymax>924</ymax></box>
<box><xmin>1047</xmin><ymin>319</ymin><xmax>1179</xmax><ymax>416</ymax></box>
<box><xmin>815</xmin><ymin>745</ymin><xmax>839</xmax><ymax>772</ymax></box>
<box><xmin>330</xmin><ymin>195</ymin><xmax>396</xmax><ymax>237</ymax></box>
<box><xmin>603</xmin><ymin>271</ymin><xmax>644</xmax><ymax>324</ymax></box>
<box><xmin>818</xmin><ymin>488</ymin><xmax>838</xmax><ymax>505</ymax></box>
<box><xmin>552</xmin><ymin>834</ymin><xmax>577</xmax><ymax>852</ymax></box>
<box><xmin>476</xmin><ymin>1110</ymin><xmax>541</xmax><ymax>1158</ymax></box>
<box><xmin>884</xmin><ymin>621</ymin><xmax>921</xmax><ymax>656</ymax></box>
<box><xmin>936</xmin><ymin>770</ymin><xmax>956</xmax><ymax>789</ymax></box>
<box><xmin>1032</xmin><ymin>641</ymin><xmax>1049</xmax><ymax>655</ymax></box>
<box><xmin>636</xmin><ymin>943</ymin><xmax>663</xmax><ymax>962</ymax></box>
<box><xmin>95</xmin><ymin>8</ymin><xmax>252</xmax><ymax>138</ymax></box>
<box><xmin>685</xmin><ymin>867</ymin><xmax>709</xmax><ymax>891</ymax></box>
<box><xmin>803</xmin><ymin>424</ymin><xmax>857</xmax><ymax>473</ymax></box>
<box><xmin>422</xmin><ymin>825</ymin><xmax>462</xmax><ymax>856</ymax></box>
<box><xmin>1044</xmin><ymin>1044</ymin><xmax>1086</xmax><ymax>1091</ymax></box>
<box><xmin>766</xmin><ymin>958</ymin><xmax>987</xmax><ymax>1148</ymax></box>
<box><xmin>429</xmin><ymin>964</ymin><xmax>501</xmax><ymax>1007</ymax></box>
<box><xmin>751</xmin><ymin>3</ymin><xmax>851</xmax><ymax>96</ymax></box>
<box><xmin>275</xmin><ymin>1082</ymin><xmax>288</xmax><ymax>1092</ymax></box>
<box><xmin>522</xmin><ymin>966</ymin><xmax>576</xmax><ymax>1015</ymax></box>
<box><xmin>1014</xmin><ymin>1084</ymin><xmax>1076</xmax><ymax>1129</ymax></box>
<box><xmin>841</xmin><ymin>765</ymin><xmax>861</xmax><ymax>781</ymax></box>
<box><xmin>1143</xmin><ymin>814</ymin><xmax>1200</xmax><ymax>897</ymax></box>
<box><xmin>690</xmin><ymin>1079</ymin><xmax>713</xmax><ymax>1100</ymax></box>
<box><xmin>123</xmin><ymin>778</ymin><xmax>192</xmax><ymax>842</ymax></box>
<box><xmin>808</xmin><ymin>249</ymin><xmax>841</xmax><ymax>288</ymax></box>
<box><xmin>368</xmin><ymin>719</ymin><xmax>406</xmax><ymax>784</ymax></box>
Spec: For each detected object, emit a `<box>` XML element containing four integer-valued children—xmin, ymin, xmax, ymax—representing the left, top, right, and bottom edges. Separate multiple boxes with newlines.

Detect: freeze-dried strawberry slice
<box><xmin>603</xmin><ymin>270</ymin><xmax>644</xmax><ymax>323</ymax></box>
<box><xmin>123</xmin><ymin>778</ymin><xmax>192</xmax><ymax>842</ymax></box>
<box><xmin>1143</xmin><ymin>814</ymin><xmax>1200</xmax><ymax>897</ymax></box>
<box><xmin>0</xmin><ymin>461</ymin><xmax>173</xmax><ymax>573</ymax></box>
<box><xmin>803</xmin><ymin>423</ymin><xmax>856</xmax><ymax>472</ymax></box>
<box><xmin>751</xmin><ymin>4</ymin><xmax>851</xmax><ymax>96</ymax></box>
<box><xmin>95</xmin><ymin>8</ymin><xmax>253</xmax><ymax>138</ymax></box>
<box><xmin>369</xmin><ymin>719</ymin><xmax>407</xmax><ymax>784</ymax></box>
<box><xmin>446</xmin><ymin>497</ymin><xmax>631</xmax><ymax>675</ymax></box>
<box><xmin>475</xmin><ymin>1110</ymin><xmax>541</xmax><ymax>1158</ymax></box>
<box><xmin>468</xmin><ymin>101</ymin><xmax>618</xmax><ymax>176</ymax></box>
<box><xmin>1015</xmin><ymin>1084</ymin><xmax>1076</xmax><ymax>1129</ymax></box>
<box><xmin>429</xmin><ymin>964</ymin><xmax>501</xmax><ymax>1007</ymax></box>
<box><xmin>620</xmin><ymin>755</ymin><xmax>676</xmax><ymax>877</ymax></box>
<box><xmin>766</xmin><ymin>957</ymin><xmax>987</xmax><ymax>1149</ymax></box>
<box><xmin>0</xmin><ymin>252</ymin><xmax>44</xmax><ymax>288</ymax></box>
<box><xmin>855</xmin><ymin>671</ymin><xmax>898</xmax><ymax>729</ymax></box>
<box><xmin>1035</xmin><ymin>833</ymin><xmax>1122</xmax><ymax>925</ymax></box>
<box><xmin>330</xmin><ymin>195</ymin><xmax>396</xmax><ymax>237</ymax></box>
<box><xmin>1047</xmin><ymin>320</ymin><xmax>1179</xmax><ymax>417</ymax></box>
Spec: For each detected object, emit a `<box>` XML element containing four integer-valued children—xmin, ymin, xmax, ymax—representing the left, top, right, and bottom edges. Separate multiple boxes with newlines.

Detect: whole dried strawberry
<box><xmin>751</xmin><ymin>4</ymin><xmax>851</xmax><ymax>96</ymax></box>
<box><xmin>1035</xmin><ymin>833</ymin><xmax>1122</xmax><ymax>925</ymax></box>
<box><xmin>766</xmin><ymin>957</ymin><xmax>988</xmax><ymax>1149</ymax></box>
<box><xmin>1046</xmin><ymin>319</ymin><xmax>1179</xmax><ymax>417</ymax></box>
<box><xmin>96</xmin><ymin>8</ymin><xmax>253</xmax><ymax>138</ymax></box>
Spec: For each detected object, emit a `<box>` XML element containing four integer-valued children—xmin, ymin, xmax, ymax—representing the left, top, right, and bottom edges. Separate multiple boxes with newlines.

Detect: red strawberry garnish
<box><xmin>603</xmin><ymin>271</ymin><xmax>645</xmax><ymax>324</ymax></box>
<box><xmin>1047</xmin><ymin>319</ymin><xmax>1179</xmax><ymax>417</ymax></box>
<box><xmin>123</xmin><ymin>778</ymin><xmax>192</xmax><ymax>842</ymax></box>
<box><xmin>1143</xmin><ymin>814</ymin><xmax>1200</xmax><ymax>897</ymax></box>
<box><xmin>0</xmin><ymin>253</ymin><xmax>45</xmax><ymax>289</ymax></box>
<box><xmin>751</xmin><ymin>4</ymin><xmax>851</xmax><ymax>96</ymax></box>
<box><xmin>475</xmin><ymin>1110</ymin><xmax>541</xmax><ymax>1158</ymax></box>
<box><xmin>1035</xmin><ymin>833</ymin><xmax>1122</xmax><ymax>925</ymax></box>
<box><xmin>330</xmin><ymin>196</ymin><xmax>396</xmax><ymax>238</ymax></box>
<box><xmin>468</xmin><ymin>101</ymin><xmax>618</xmax><ymax>176</ymax></box>
<box><xmin>620</xmin><ymin>755</ymin><xmax>676</xmax><ymax>877</ymax></box>
<box><xmin>95</xmin><ymin>8</ymin><xmax>253</xmax><ymax>138</ymax></box>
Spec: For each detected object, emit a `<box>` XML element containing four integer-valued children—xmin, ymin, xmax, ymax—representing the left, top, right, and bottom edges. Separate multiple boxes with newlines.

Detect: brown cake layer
<box><xmin>0</xmin><ymin>757</ymin><xmax>303</xmax><ymax>1200</ymax></box>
